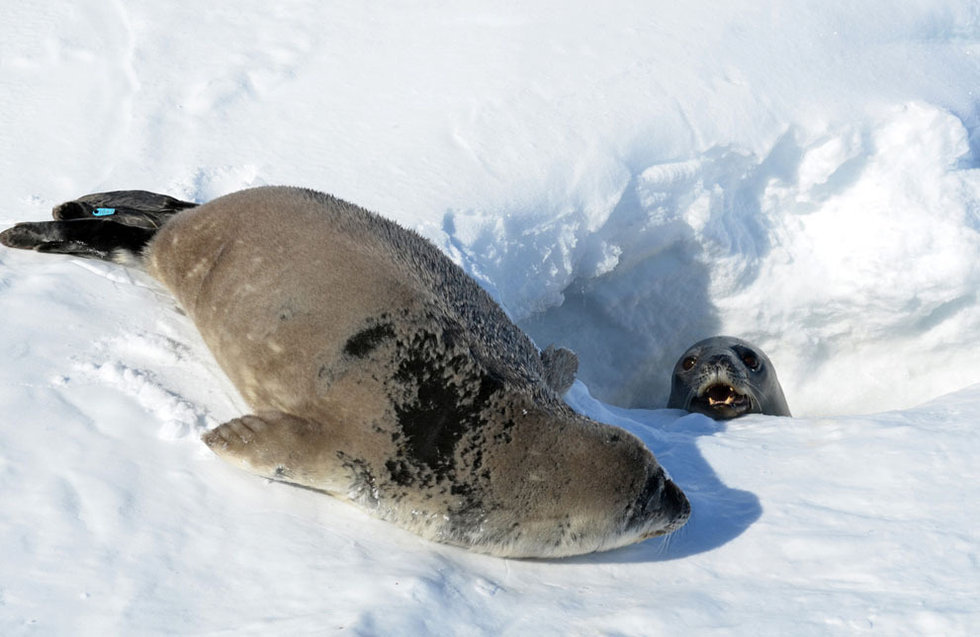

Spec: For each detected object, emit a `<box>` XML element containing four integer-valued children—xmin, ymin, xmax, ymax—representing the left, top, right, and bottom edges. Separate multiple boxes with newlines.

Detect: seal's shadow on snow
<box><xmin>559</xmin><ymin>388</ymin><xmax>762</xmax><ymax>564</ymax></box>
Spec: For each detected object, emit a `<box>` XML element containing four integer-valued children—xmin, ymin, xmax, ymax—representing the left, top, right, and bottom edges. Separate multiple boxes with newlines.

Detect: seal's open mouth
<box><xmin>695</xmin><ymin>383</ymin><xmax>750</xmax><ymax>413</ymax></box>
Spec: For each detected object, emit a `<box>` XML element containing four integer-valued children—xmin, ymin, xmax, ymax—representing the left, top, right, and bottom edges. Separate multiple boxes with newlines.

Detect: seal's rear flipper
<box><xmin>53</xmin><ymin>190</ymin><xmax>198</xmax><ymax>230</ymax></box>
<box><xmin>0</xmin><ymin>189</ymin><xmax>195</xmax><ymax>263</ymax></box>
<box><xmin>0</xmin><ymin>219</ymin><xmax>156</xmax><ymax>262</ymax></box>
<box><xmin>202</xmin><ymin>412</ymin><xmax>345</xmax><ymax>494</ymax></box>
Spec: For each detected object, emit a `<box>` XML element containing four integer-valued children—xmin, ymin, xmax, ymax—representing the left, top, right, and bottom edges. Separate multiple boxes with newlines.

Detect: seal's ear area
<box><xmin>540</xmin><ymin>345</ymin><xmax>579</xmax><ymax>395</ymax></box>
<box><xmin>202</xmin><ymin>412</ymin><xmax>345</xmax><ymax>493</ymax></box>
<box><xmin>0</xmin><ymin>219</ymin><xmax>156</xmax><ymax>262</ymax></box>
<box><xmin>53</xmin><ymin>190</ymin><xmax>198</xmax><ymax>230</ymax></box>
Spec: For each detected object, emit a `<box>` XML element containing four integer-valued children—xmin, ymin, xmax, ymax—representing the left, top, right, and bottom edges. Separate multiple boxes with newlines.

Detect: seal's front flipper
<box><xmin>202</xmin><ymin>412</ymin><xmax>343</xmax><ymax>493</ymax></box>
<box><xmin>0</xmin><ymin>219</ymin><xmax>156</xmax><ymax>262</ymax></box>
<box><xmin>53</xmin><ymin>190</ymin><xmax>198</xmax><ymax>230</ymax></box>
<box><xmin>541</xmin><ymin>345</ymin><xmax>579</xmax><ymax>395</ymax></box>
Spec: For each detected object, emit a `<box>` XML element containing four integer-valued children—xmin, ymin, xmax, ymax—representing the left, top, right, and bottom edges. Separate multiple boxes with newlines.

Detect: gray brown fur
<box><xmin>150</xmin><ymin>187</ymin><xmax>689</xmax><ymax>557</ymax></box>
<box><xmin>2</xmin><ymin>186</ymin><xmax>690</xmax><ymax>558</ymax></box>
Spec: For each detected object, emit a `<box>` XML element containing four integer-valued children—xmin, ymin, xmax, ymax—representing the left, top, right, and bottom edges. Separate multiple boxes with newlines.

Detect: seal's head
<box><xmin>667</xmin><ymin>336</ymin><xmax>791</xmax><ymax>419</ymax></box>
<box><xmin>459</xmin><ymin>400</ymin><xmax>692</xmax><ymax>557</ymax></box>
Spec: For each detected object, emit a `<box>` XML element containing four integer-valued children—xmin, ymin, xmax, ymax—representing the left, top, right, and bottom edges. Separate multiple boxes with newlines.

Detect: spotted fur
<box><xmin>2</xmin><ymin>186</ymin><xmax>690</xmax><ymax>557</ymax></box>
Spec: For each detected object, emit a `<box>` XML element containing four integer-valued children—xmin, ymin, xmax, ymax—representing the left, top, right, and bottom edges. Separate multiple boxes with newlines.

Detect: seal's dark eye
<box><xmin>741</xmin><ymin>351</ymin><xmax>760</xmax><ymax>370</ymax></box>
<box><xmin>682</xmin><ymin>356</ymin><xmax>697</xmax><ymax>371</ymax></box>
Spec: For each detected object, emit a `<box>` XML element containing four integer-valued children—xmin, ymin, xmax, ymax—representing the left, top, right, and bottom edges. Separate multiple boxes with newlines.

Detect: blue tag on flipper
<box><xmin>93</xmin><ymin>207</ymin><xmax>116</xmax><ymax>217</ymax></box>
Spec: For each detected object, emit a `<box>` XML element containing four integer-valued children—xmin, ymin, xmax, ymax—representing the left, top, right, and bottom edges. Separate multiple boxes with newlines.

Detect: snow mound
<box><xmin>509</xmin><ymin>103</ymin><xmax>980</xmax><ymax>416</ymax></box>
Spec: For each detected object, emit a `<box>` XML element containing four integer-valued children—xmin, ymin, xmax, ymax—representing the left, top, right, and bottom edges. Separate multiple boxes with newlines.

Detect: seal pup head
<box><xmin>666</xmin><ymin>336</ymin><xmax>791</xmax><ymax>419</ymax></box>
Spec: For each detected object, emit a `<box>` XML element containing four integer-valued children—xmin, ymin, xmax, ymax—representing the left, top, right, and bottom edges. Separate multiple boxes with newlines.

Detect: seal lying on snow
<box><xmin>0</xmin><ymin>186</ymin><xmax>689</xmax><ymax>558</ymax></box>
<box><xmin>667</xmin><ymin>336</ymin><xmax>790</xmax><ymax>419</ymax></box>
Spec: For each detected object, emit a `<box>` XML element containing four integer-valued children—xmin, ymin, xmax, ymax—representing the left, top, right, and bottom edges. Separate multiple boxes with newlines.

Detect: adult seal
<box><xmin>667</xmin><ymin>336</ymin><xmax>791</xmax><ymax>419</ymax></box>
<box><xmin>0</xmin><ymin>186</ymin><xmax>689</xmax><ymax>558</ymax></box>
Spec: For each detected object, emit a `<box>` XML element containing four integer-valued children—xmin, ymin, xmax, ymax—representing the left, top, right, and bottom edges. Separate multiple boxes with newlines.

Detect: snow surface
<box><xmin>2</xmin><ymin>1</ymin><xmax>979</xmax><ymax>634</ymax></box>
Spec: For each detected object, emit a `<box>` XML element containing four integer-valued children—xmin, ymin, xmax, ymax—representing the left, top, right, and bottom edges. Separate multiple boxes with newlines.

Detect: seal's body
<box><xmin>1</xmin><ymin>186</ymin><xmax>689</xmax><ymax>558</ymax></box>
<box><xmin>667</xmin><ymin>336</ymin><xmax>790</xmax><ymax>419</ymax></box>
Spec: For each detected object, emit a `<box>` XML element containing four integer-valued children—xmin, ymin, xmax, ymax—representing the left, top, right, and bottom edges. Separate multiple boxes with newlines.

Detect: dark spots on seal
<box><xmin>393</xmin><ymin>352</ymin><xmax>501</xmax><ymax>479</ymax></box>
<box><xmin>278</xmin><ymin>304</ymin><xmax>296</xmax><ymax>322</ymax></box>
<box><xmin>450</xmin><ymin>481</ymin><xmax>476</xmax><ymax>498</ymax></box>
<box><xmin>337</xmin><ymin>452</ymin><xmax>380</xmax><ymax>507</ymax></box>
<box><xmin>552</xmin><ymin>518</ymin><xmax>573</xmax><ymax>548</ymax></box>
<box><xmin>385</xmin><ymin>458</ymin><xmax>415</xmax><ymax>487</ymax></box>
<box><xmin>394</xmin><ymin>377</ymin><xmax>464</xmax><ymax>477</ymax></box>
<box><xmin>377</xmin><ymin>323</ymin><xmax>505</xmax><ymax>506</ymax></box>
<box><xmin>445</xmin><ymin>486</ymin><xmax>491</xmax><ymax>539</ymax></box>
<box><xmin>275</xmin><ymin>465</ymin><xmax>288</xmax><ymax>478</ymax></box>
<box><xmin>458</xmin><ymin>434</ymin><xmax>485</xmax><ymax>472</ymax></box>
<box><xmin>316</xmin><ymin>363</ymin><xmax>339</xmax><ymax>389</ymax></box>
<box><xmin>344</xmin><ymin>322</ymin><xmax>396</xmax><ymax>358</ymax></box>
<box><xmin>492</xmin><ymin>426</ymin><xmax>514</xmax><ymax>444</ymax></box>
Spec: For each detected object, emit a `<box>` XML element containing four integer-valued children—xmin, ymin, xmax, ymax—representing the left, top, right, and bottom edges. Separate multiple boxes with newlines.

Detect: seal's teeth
<box><xmin>704</xmin><ymin>384</ymin><xmax>737</xmax><ymax>405</ymax></box>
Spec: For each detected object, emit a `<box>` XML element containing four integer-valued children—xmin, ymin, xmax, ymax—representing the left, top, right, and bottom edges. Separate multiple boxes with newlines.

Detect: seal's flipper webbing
<box><xmin>202</xmin><ymin>412</ymin><xmax>345</xmax><ymax>494</ymax></box>
<box><xmin>53</xmin><ymin>190</ymin><xmax>198</xmax><ymax>230</ymax></box>
<box><xmin>0</xmin><ymin>219</ymin><xmax>156</xmax><ymax>262</ymax></box>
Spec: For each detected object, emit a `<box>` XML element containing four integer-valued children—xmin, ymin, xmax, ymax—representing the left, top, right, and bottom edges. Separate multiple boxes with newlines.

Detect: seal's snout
<box><xmin>688</xmin><ymin>354</ymin><xmax>754</xmax><ymax>417</ymax></box>
<box><xmin>705</xmin><ymin>353</ymin><xmax>734</xmax><ymax>367</ymax></box>
<box><xmin>663</xmin><ymin>479</ymin><xmax>691</xmax><ymax>529</ymax></box>
<box><xmin>626</xmin><ymin>467</ymin><xmax>691</xmax><ymax>537</ymax></box>
<box><xmin>702</xmin><ymin>353</ymin><xmax>742</xmax><ymax>380</ymax></box>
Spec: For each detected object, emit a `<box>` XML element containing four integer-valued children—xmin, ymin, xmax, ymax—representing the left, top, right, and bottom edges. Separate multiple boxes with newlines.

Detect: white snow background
<box><xmin>1</xmin><ymin>1</ymin><xmax>979</xmax><ymax>634</ymax></box>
